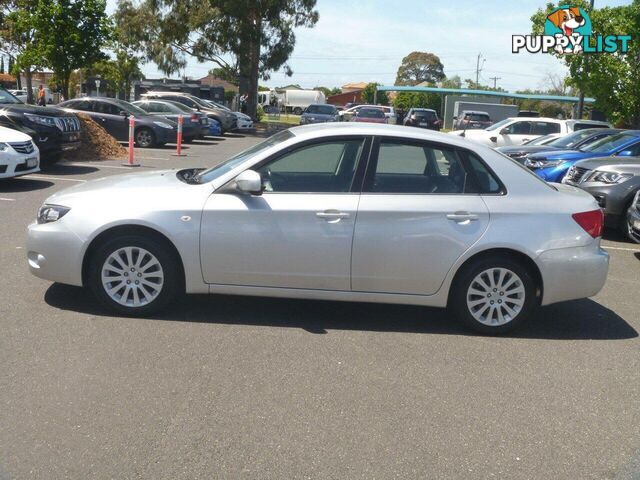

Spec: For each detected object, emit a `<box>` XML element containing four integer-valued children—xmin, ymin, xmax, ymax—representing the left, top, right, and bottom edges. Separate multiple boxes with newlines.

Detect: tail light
<box><xmin>572</xmin><ymin>209</ymin><xmax>604</xmax><ymax>238</ymax></box>
<box><xmin>190</xmin><ymin>114</ymin><xmax>199</xmax><ymax>122</ymax></box>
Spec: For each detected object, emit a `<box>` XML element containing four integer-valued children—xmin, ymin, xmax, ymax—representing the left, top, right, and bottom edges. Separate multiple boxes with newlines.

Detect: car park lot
<box><xmin>1</xmin><ymin>133</ymin><xmax>640</xmax><ymax>479</ymax></box>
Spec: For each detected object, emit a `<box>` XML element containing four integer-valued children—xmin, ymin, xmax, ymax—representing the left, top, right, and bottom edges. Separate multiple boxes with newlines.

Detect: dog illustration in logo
<box><xmin>547</xmin><ymin>7</ymin><xmax>586</xmax><ymax>53</ymax></box>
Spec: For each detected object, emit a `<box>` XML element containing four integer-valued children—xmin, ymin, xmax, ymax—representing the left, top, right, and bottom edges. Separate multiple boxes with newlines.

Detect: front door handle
<box><xmin>447</xmin><ymin>211</ymin><xmax>479</xmax><ymax>223</ymax></box>
<box><xmin>316</xmin><ymin>211</ymin><xmax>350</xmax><ymax>223</ymax></box>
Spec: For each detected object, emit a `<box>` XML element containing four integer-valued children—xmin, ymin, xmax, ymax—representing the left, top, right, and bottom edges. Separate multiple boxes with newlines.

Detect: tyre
<box><xmin>293</xmin><ymin>107</ymin><xmax>302</xmax><ymax>115</ymax></box>
<box><xmin>183</xmin><ymin>136</ymin><xmax>194</xmax><ymax>144</ymax></box>
<box><xmin>88</xmin><ymin>235</ymin><xmax>181</xmax><ymax>316</ymax></box>
<box><xmin>625</xmin><ymin>203</ymin><xmax>640</xmax><ymax>244</ymax></box>
<box><xmin>135</xmin><ymin>127</ymin><xmax>156</xmax><ymax>148</ymax></box>
<box><xmin>449</xmin><ymin>255</ymin><xmax>538</xmax><ymax>335</ymax></box>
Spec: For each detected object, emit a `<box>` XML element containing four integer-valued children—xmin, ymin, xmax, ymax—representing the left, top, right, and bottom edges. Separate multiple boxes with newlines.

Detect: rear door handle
<box><xmin>446</xmin><ymin>212</ymin><xmax>479</xmax><ymax>222</ymax></box>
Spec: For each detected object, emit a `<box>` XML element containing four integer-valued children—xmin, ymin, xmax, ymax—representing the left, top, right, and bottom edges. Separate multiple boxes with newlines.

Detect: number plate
<box><xmin>419</xmin><ymin>122</ymin><xmax>428</xmax><ymax>127</ymax></box>
<box><xmin>67</xmin><ymin>133</ymin><xmax>79</xmax><ymax>142</ymax></box>
<box><xmin>26</xmin><ymin>157</ymin><xmax>37</xmax><ymax>168</ymax></box>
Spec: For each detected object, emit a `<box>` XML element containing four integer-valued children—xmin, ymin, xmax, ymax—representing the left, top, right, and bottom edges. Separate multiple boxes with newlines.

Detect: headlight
<box><xmin>24</xmin><ymin>113</ymin><xmax>56</xmax><ymax>127</ymax></box>
<box><xmin>153</xmin><ymin>121</ymin><xmax>174</xmax><ymax>129</ymax></box>
<box><xmin>524</xmin><ymin>158</ymin><xmax>565</xmax><ymax>168</ymax></box>
<box><xmin>0</xmin><ymin>142</ymin><xmax>8</xmax><ymax>151</ymax></box>
<box><xmin>37</xmin><ymin>204</ymin><xmax>70</xmax><ymax>224</ymax></box>
<box><xmin>590</xmin><ymin>171</ymin><xmax>633</xmax><ymax>184</ymax></box>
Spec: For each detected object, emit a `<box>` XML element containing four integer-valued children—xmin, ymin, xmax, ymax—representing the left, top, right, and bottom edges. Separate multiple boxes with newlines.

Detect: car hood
<box><xmin>575</xmin><ymin>156</ymin><xmax>640</xmax><ymax>173</ymax></box>
<box><xmin>46</xmin><ymin>169</ymin><xmax>202</xmax><ymax>207</ymax></box>
<box><xmin>496</xmin><ymin>145</ymin><xmax>556</xmax><ymax>154</ymax></box>
<box><xmin>0</xmin><ymin>103</ymin><xmax>73</xmax><ymax>117</ymax></box>
<box><xmin>527</xmin><ymin>149</ymin><xmax>593</xmax><ymax>161</ymax></box>
<box><xmin>0</xmin><ymin>125</ymin><xmax>33</xmax><ymax>142</ymax></box>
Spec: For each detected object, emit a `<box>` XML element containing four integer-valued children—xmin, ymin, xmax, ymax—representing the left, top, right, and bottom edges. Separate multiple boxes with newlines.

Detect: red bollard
<box><xmin>122</xmin><ymin>115</ymin><xmax>140</xmax><ymax>167</ymax></box>
<box><xmin>172</xmin><ymin>114</ymin><xmax>187</xmax><ymax>157</ymax></box>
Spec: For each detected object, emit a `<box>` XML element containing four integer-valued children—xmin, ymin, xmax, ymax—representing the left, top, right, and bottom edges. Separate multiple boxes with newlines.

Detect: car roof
<box><xmin>461</xmin><ymin>110</ymin><xmax>489</xmax><ymax>115</ymax></box>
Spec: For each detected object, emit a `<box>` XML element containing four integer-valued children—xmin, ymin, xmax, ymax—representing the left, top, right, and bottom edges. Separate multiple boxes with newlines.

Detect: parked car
<box><xmin>299</xmin><ymin>104</ymin><xmax>338</xmax><ymax>124</ymax></box>
<box><xmin>339</xmin><ymin>104</ymin><xmax>395</xmax><ymax>123</ymax></box>
<box><xmin>451</xmin><ymin>117</ymin><xmax>612</xmax><ymax>147</ymax></box>
<box><xmin>0</xmin><ymin>126</ymin><xmax>40</xmax><ymax>179</ymax></box>
<box><xmin>201</xmin><ymin>99</ymin><xmax>254</xmax><ymax>131</ymax></box>
<box><xmin>496</xmin><ymin>128</ymin><xmax>621</xmax><ymax>163</ymax></box>
<box><xmin>132</xmin><ymin>99</ymin><xmax>207</xmax><ymax>141</ymax></box>
<box><xmin>8</xmin><ymin>89</ymin><xmax>28</xmax><ymax>103</ymax></box>
<box><xmin>403</xmin><ymin>108</ymin><xmax>441</xmax><ymax>130</ymax></box>
<box><xmin>0</xmin><ymin>88</ymin><xmax>80</xmax><ymax>162</ymax></box>
<box><xmin>352</xmin><ymin>107</ymin><xmax>388</xmax><ymax>124</ymax></box>
<box><xmin>141</xmin><ymin>92</ymin><xmax>236</xmax><ymax>133</ymax></box>
<box><xmin>208</xmin><ymin>119</ymin><xmax>222</xmax><ymax>136</ymax></box>
<box><xmin>562</xmin><ymin>156</ymin><xmax>640</xmax><ymax>238</ymax></box>
<box><xmin>453</xmin><ymin>111</ymin><xmax>492</xmax><ymax>130</ymax></box>
<box><xmin>627</xmin><ymin>191</ymin><xmax>640</xmax><ymax>243</ymax></box>
<box><xmin>27</xmin><ymin>123</ymin><xmax>608</xmax><ymax>335</ymax></box>
<box><xmin>524</xmin><ymin>131</ymin><xmax>640</xmax><ymax>182</ymax></box>
<box><xmin>58</xmin><ymin>97</ymin><xmax>178</xmax><ymax>148</ymax></box>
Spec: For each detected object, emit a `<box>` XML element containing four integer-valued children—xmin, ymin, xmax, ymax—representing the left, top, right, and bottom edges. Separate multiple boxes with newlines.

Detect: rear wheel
<box><xmin>449</xmin><ymin>256</ymin><xmax>537</xmax><ymax>334</ymax></box>
<box><xmin>293</xmin><ymin>107</ymin><xmax>302</xmax><ymax>115</ymax></box>
<box><xmin>135</xmin><ymin>127</ymin><xmax>155</xmax><ymax>148</ymax></box>
<box><xmin>88</xmin><ymin>235</ymin><xmax>181</xmax><ymax>316</ymax></box>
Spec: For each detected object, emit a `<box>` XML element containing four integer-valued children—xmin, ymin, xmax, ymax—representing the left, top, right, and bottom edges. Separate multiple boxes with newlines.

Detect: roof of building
<box><xmin>342</xmin><ymin>82</ymin><xmax>369</xmax><ymax>89</ymax></box>
<box><xmin>198</xmin><ymin>74</ymin><xmax>239</xmax><ymax>92</ymax></box>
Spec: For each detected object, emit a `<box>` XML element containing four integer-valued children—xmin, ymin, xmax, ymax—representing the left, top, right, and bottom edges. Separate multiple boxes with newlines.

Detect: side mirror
<box><xmin>119</xmin><ymin>110</ymin><xmax>128</xmax><ymax>117</ymax></box>
<box><xmin>235</xmin><ymin>170</ymin><xmax>262</xmax><ymax>195</ymax></box>
<box><xmin>499</xmin><ymin>128</ymin><xmax>508</xmax><ymax>135</ymax></box>
<box><xmin>617</xmin><ymin>150</ymin><xmax>634</xmax><ymax>157</ymax></box>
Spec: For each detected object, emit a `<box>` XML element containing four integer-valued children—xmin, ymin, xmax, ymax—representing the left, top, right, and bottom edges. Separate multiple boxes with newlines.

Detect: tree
<box><xmin>362</xmin><ymin>82</ymin><xmax>388</xmax><ymax>105</ymax></box>
<box><xmin>21</xmin><ymin>0</ymin><xmax>111</xmax><ymax>100</ymax></box>
<box><xmin>531</xmin><ymin>1</ymin><xmax>640</xmax><ymax>126</ymax></box>
<box><xmin>393</xmin><ymin>91</ymin><xmax>441</xmax><ymax>114</ymax></box>
<box><xmin>115</xmin><ymin>0</ymin><xmax>319</xmax><ymax>120</ymax></box>
<box><xmin>395</xmin><ymin>51</ymin><xmax>445</xmax><ymax>86</ymax></box>
<box><xmin>209</xmin><ymin>66</ymin><xmax>239</xmax><ymax>85</ymax></box>
<box><xmin>92</xmin><ymin>50</ymin><xmax>143</xmax><ymax>100</ymax></box>
<box><xmin>441</xmin><ymin>75</ymin><xmax>462</xmax><ymax>89</ymax></box>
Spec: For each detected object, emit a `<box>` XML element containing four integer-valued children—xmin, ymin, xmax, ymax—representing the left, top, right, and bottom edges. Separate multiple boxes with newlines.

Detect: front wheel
<box><xmin>135</xmin><ymin>127</ymin><xmax>156</xmax><ymax>148</ymax></box>
<box><xmin>293</xmin><ymin>107</ymin><xmax>302</xmax><ymax>115</ymax></box>
<box><xmin>88</xmin><ymin>235</ymin><xmax>181</xmax><ymax>316</ymax></box>
<box><xmin>449</xmin><ymin>256</ymin><xmax>537</xmax><ymax>334</ymax></box>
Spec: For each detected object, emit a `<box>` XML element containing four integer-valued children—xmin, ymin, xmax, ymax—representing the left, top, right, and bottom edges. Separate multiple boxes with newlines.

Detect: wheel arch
<box><xmin>81</xmin><ymin>224</ymin><xmax>185</xmax><ymax>291</ymax></box>
<box><xmin>447</xmin><ymin>247</ymin><xmax>543</xmax><ymax>306</ymax></box>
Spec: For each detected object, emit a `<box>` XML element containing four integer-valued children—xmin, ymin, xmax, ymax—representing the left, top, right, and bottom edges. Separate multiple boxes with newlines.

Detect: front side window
<box><xmin>256</xmin><ymin>139</ymin><xmax>365</xmax><ymax>193</ymax></box>
<box><xmin>504</xmin><ymin>121</ymin><xmax>532</xmax><ymax>135</ymax></box>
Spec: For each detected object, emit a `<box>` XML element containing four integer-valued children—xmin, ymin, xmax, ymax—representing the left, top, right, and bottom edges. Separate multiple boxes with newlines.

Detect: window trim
<box><xmin>362</xmin><ymin>136</ymin><xmax>506</xmax><ymax>196</ymax></box>
<box><xmin>238</xmin><ymin>135</ymin><xmax>373</xmax><ymax>195</ymax></box>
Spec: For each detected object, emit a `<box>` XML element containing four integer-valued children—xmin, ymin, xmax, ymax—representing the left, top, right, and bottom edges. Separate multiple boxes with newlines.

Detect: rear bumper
<box><xmin>537</xmin><ymin>244</ymin><xmax>609</xmax><ymax>306</ymax></box>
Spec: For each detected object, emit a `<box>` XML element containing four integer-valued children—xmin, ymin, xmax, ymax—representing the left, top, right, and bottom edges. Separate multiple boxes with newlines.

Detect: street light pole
<box><xmin>577</xmin><ymin>0</ymin><xmax>595</xmax><ymax>119</ymax></box>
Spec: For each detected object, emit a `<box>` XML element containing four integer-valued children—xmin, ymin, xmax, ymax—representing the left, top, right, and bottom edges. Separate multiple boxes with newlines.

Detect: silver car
<box><xmin>27</xmin><ymin>123</ymin><xmax>609</xmax><ymax>334</ymax></box>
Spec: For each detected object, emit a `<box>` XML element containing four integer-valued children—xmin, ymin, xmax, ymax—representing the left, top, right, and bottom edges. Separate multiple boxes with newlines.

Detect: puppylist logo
<box><xmin>513</xmin><ymin>5</ymin><xmax>631</xmax><ymax>55</ymax></box>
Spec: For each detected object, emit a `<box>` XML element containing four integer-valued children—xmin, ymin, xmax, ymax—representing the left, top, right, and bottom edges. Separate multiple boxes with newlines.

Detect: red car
<box><xmin>353</xmin><ymin>107</ymin><xmax>388</xmax><ymax>124</ymax></box>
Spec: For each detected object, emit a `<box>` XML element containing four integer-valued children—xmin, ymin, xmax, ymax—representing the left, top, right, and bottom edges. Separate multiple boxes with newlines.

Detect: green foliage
<box><xmin>209</xmin><ymin>66</ymin><xmax>238</xmax><ymax>85</ymax></box>
<box><xmin>224</xmin><ymin>90</ymin><xmax>236</xmax><ymax>104</ymax></box>
<box><xmin>362</xmin><ymin>82</ymin><xmax>388</xmax><ymax>105</ymax></box>
<box><xmin>441</xmin><ymin>75</ymin><xmax>462</xmax><ymax>89</ymax></box>
<box><xmin>256</xmin><ymin>104</ymin><xmax>265</xmax><ymax>122</ymax></box>
<box><xmin>91</xmin><ymin>50</ymin><xmax>143</xmax><ymax>100</ymax></box>
<box><xmin>531</xmin><ymin>1</ymin><xmax>640</xmax><ymax>126</ymax></box>
<box><xmin>395</xmin><ymin>51</ymin><xmax>445</xmax><ymax>86</ymax></box>
<box><xmin>313</xmin><ymin>85</ymin><xmax>341</xmax><ymax>97</ymax></box>
<box><xmin>393</xmin><ymin>91</ymin><xmax>441</xmax><ymax>113</ymax></box>
<box><xmin>115</xmin><ymin>0</ymin><xmax>319</xmax><ymax>119</ymax></box>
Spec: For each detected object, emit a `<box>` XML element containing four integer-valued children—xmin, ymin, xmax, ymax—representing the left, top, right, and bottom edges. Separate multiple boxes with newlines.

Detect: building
<box><xmin>327</xmin><ymin>89</ymin><xmax>363</xmax><ymax>107</ymax></box>
<box><xmin>0</xmin><ymin>73</ymin><xmax>17</xmax><ymax>89</ymax></box>
<box><xmin>198</xmin><ymin>74</ymin><xmax>238</xmax><ymax>93</ymax></box>
<box><xmin>341</xmin><ymin>82</ymin><xmax>368</xmax><ymax>93</ymax></box>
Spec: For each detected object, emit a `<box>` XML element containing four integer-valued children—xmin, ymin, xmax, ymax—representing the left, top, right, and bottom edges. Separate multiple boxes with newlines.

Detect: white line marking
<box><xmin>66</xmin><ymin>162</ymin><xmax>154</xmax><ymax>170</ymax></box>
<box><xmin>603</xmin><ymin>246</ymin><xmax>640</xmax><ymax>252</ymax></box>
<box><xmin>28</xmin><ymin>175</ymin><xmax>86</xmax><ymax>183</ymax></box>
<box><xmin>0</xmin><ymin>197</ymin><xmax>16</xmax><ymax>201</ymax></box>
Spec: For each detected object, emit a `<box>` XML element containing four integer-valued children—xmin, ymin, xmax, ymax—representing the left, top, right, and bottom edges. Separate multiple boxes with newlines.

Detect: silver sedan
<box><xmin>27</xmin><ymin>123</ymin><xmax>609</xmax><ymax>334</ymax></box>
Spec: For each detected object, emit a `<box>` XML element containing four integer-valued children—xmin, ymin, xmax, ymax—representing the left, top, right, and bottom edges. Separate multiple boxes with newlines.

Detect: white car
<box><xmin>0</xmin><ymin>126</ymin><xmax>40</xmax><ymax>179</ymax></box>
<box><xmin>203</xmin><ymin>99</ymin><xmax>253</xmax><ymax>130</ymax></box>
<box><xmin>27</xmin><ymin>123</ymin><xmax>609</xmax><ymax>334</ymax></box>
<box><xmin>339</xmin><ymin>105</ymin><xmax>397</xmax><ymax>124</ymax></box>
<box><xmin>451</xmin><ymin>117</ymin><xmax>611</xmax><ymax>147</ymax></box>
<box><xmin>8</xmin><ymin>89</ymin><xmax>28</xmax><ymax>103</ymax></box>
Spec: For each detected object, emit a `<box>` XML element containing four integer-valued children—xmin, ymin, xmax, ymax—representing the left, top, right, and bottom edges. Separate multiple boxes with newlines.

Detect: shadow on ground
<box><xmin>0</xmin><ymin>178</ymin><xmax>53</xmax><ymax>192</ymax></box>
<box><xmin>40</xmin><ymin>163</ymin><xmax>100</xmax><ymax>175</ymax></box>
<box><xmin>44</xmin><ymin>283</ymin><xmax>637</xmax><ymax>340</ymax></box>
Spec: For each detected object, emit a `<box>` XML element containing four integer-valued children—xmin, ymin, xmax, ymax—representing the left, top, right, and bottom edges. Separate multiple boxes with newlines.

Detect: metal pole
<box><xmin>577</xmin><ymin>0</ymin><xmax>595</xmax><ymax>119</ymax></box>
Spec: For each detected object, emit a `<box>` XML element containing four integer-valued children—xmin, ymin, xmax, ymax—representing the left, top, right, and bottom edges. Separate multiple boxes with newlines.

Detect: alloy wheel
<box><xmin>466</xmin><ymin>267</ymin><xmax>525</xmax><ymax>326</ymax></box>
<box><xmin>136</xmin><ymin>129</ymin><xmax>153</xmax><ymax>147</ymax></box>
<box><xmin>101</xmin><ymin>246</ymin><xmax>164</xmax><ymax>307</ymax></box>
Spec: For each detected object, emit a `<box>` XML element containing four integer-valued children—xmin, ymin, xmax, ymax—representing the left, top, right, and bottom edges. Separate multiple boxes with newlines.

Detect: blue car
<box><xmin>208</xmin><ymin>119</ymin><xmax>222</xmax><ymax>136</ymax></box>
<box><xmin>524</xmin><ymin>130</ymin><xmax>640</xmax><ymax>182</ymax></box>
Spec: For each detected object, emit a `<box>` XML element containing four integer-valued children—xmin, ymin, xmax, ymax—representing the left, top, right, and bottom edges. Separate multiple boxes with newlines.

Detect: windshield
<box><xmin>195</xmin><ymin>130</ymin><xmax>295</xmax><ymax>183</ymax></box>
<box><xmin>162</xmin><ymin>100</ymin><xmax>194</xmax><ymax>113</ymax></box>
<box><xmin>548</xmin><ymin>129</ymin><xmax>598</xmax><ymax>148</ymax></box>
<box><xmin>467</xmin><ymin>113</ymin><xmax>489</xmax><ymax>121</ymax></box>
<box><xmin>0</xmin><ymin>88</ymin><xmax>22</xmax><ymax>104</ymax></box>
<box><xmin>525</xmin><ymin>134</ymin><xmax>554</xmax><ymax>145</ymax></box>
<box><xmin>582</xmin><ymin>132</ymin><xmax>636</xmax><ymax>153</ymax></box>
<box><xmin>414</xmin><ymin>110</ymin><xmax>436</xmax><ymax>120</ymax></box>
<box><xmin>485</xmin><ymin>118</ymin><xmax>512</xmax><ymax>131</ymax></box>
<box><xmin>306</xmin><ymin>105</ymin><xmax>336</xmax><ymax>115</ymax></box>
<box><xmin>359</xmin><ymin>108</ymin><xmax>385</xmax><ymax>118</ymax></box>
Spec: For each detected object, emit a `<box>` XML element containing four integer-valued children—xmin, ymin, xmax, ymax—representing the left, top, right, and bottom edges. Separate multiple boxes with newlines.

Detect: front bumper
<box><xmin>0</xmin><ymin>149</ymin><xmax>40</xmax><ymax>179</ymax></box>
<box><xmin>537</xmin><ymin>244</ymin><xmax>609</xmax><ymax>306</ymax></box>
<box><xmin>27</xmin><ymin>220</ymin><xmax>85</xmax><ymax>286</ymax></box>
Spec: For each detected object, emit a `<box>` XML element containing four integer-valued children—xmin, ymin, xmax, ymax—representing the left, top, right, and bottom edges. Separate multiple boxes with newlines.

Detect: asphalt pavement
<box><xmin>1</xmin><ymin>133</ymin><xmax>639</xmax><ymax>479</ymax></box>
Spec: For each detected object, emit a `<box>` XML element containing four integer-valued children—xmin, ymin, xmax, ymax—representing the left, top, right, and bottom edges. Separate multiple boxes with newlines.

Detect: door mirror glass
<box><xmin>499</xmin><ymin>128</ymin><xmax>508</xmax><ymax>135</ymax></box>
<box><xmin>119</xmin><ymin>110</ymin><xmax>129</xmax><ymax>117</ymax></box>
<box><xmin>617</xmin><ymin>150</ymin><xmax>634</xmax><ymax>157</ymax></box>
<box><xmin>235</xmin><ymin>170</ymin><xmax>262</xmax><ymax>195</ymax></box>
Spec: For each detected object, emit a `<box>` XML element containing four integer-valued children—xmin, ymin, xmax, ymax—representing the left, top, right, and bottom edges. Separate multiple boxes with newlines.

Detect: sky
<box><xmin>106</xmin><ymin>0</ymin><xmax>631</xmax><ymax>92</ymax></box>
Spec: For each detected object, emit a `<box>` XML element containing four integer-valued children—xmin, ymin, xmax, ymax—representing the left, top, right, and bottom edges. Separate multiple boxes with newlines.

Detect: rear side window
<box><xmin>574</xmin><ymin>123</ymin><xmax>608</xmax><ymax>130</ymax></box>
<box><xmin>366</xmin><ymin>139</ymin><xmax>503</xmax><ymax>195</ymax></box>
<box><xmin>532</xmin><ymin>122</ymin><xmax>561</xmax><ymax>135</ymax></box>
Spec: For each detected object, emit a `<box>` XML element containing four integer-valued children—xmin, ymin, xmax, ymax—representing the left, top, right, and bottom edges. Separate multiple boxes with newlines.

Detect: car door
<box><xmin>351</xmin><ymin>137</ymin><xmax>493</xmax><ymax>296</ymax></box>
<box><xmin>94</xmin><ymin>102</ymin><xmax>128</xmax><ymax>140</ymax></box>
<box><xmin>497</xmin><ymin>121</ymin><xmax>533</xmax><ymax>146</ymax></box>
<box><xmin>200</xmin><ymin>136</ymin><xmax>369</xmax><ymax>290</ymax></box>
